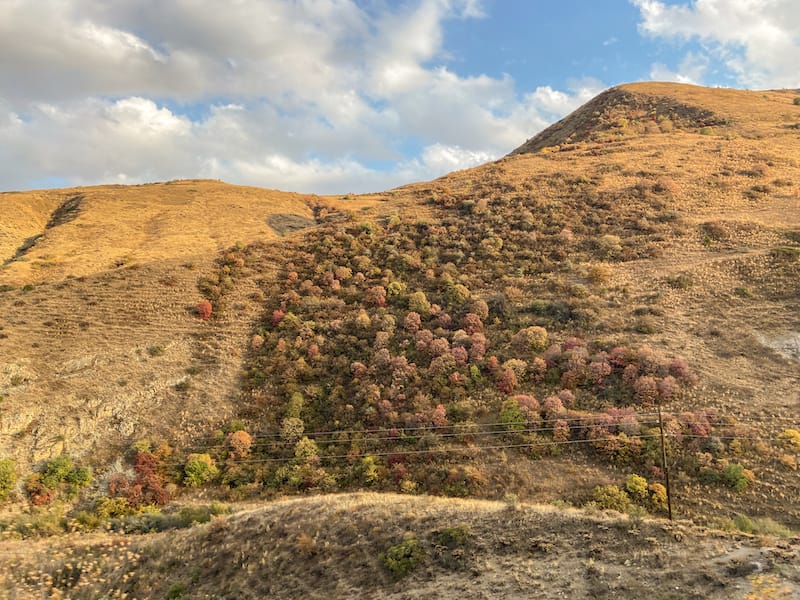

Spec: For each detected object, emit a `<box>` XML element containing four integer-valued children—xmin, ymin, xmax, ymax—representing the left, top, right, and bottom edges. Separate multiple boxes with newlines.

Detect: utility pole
<box><xmin>657</xmin><ymin>403</ymin><xmax>673</xmax><ymax>521</ymax></box>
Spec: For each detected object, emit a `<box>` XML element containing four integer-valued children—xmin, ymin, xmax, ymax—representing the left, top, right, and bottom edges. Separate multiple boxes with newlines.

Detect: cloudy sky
<box><xmin>1</xmin><ymin>0</ymin><xmax>799</xmax><ymax>194</ymax></box>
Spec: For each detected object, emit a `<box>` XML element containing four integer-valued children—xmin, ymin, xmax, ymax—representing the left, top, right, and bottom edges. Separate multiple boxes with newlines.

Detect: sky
<box><xmin>1</xmin><ymin>0</ymin><xmax>799</xmax><ymax>194</ymax></box>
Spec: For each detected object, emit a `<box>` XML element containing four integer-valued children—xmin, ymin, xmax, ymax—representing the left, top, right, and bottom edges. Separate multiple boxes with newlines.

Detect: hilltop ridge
<box><xmin>511</xmin><ymin>82</ymin><xmax>800</xmax><ymax>154</ymax></box>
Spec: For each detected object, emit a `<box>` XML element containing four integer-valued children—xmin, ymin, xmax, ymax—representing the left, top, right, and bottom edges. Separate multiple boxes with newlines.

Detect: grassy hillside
<box><xmin>1</xmin><ymin>493</ymin><xmax>798</xmax><ymax>599</ymax></box>
<box><xmin>0</xmin><ymin>82</ymin><xmax>798</xmax><ymax>595</ymax></box>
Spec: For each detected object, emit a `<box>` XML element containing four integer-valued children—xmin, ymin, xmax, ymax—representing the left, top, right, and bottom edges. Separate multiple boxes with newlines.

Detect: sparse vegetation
<box><xmin>380</xmin><ymin>535</ymin><xmax>426</xmax><ymax>579</ymax></box>
<box><xmin>0</xmin><ymin>458</ymin><xmax>16</xmax><ymax>501</ymax></box>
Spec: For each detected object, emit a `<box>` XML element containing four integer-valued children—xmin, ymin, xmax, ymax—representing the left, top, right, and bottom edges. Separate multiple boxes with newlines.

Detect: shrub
<box><xmin>408</xmin><ymin>291</ymin><xmax>431</xmax><ymax>314</ymax></box>
<box><xmin>500</xmin><ymin>398</ymin><xmax>525</xmax><ymax>431</ymax></box>
<box><xmin>227</xmin><ymin>430</ymin><xmax>253</xmax><ymax>459</ymax></box>
<box><xmin>380</xmin><ymin>536</ymin><xmax>426</xmax><ymax>579</ymax></box>
<box><xmin>197</xmin><ymin>299</ymin><xmax>213</xmax><ymax>320</ymax></box>
<box><xmin>624</xmin><ymin>474</ymin><xmax>649</xmax><ymax>502</ymax></box>
<box><xmin>591</xmin><ymin>484</ymin><xmax>631</xmax><ymax>512</ymax></box>
<box><xmin>511</xmin><ymin>326</ymin><xmax>548</xmax><ymax>352</ymax></box>
<box><xmin>794</xmin><ymin>97</ymin><xmax>800</xmax><ymax>106</ymax></box>
<box><xmin>778</xmin><ymin>429</ymin><xmax>800</xmax><ymax>450</ymax></box>
<box><xmin>280</xmin><ymin>418</ymin><xmax>305</xmax><ymax>443</ymax></box>
<box><xmin>649</xmin><ymin>482</ymin><xmax>668</xmax><ymax>511</ymax></box>
<box><xmin>183</xmin><ymin>454</ymin><xmax>219</xmax><ymax>487</ymax></box>
<box><xmin>27</xmin><ymin>455</ymin><xmax>92</xmax><ymax>504</ymax></box>
<box><xmin>0</xmin><ymin>459</ymin><xmax>16</xmax><ymax>502</ymax></box>
<box><xmin>633</xmin><ymin>376</ymin><xmax>658</xmax><ymax>406</ymax></box>
<box><xmin>586</xmin><ymin>263</ymin><xmax>613</xmax><ymax>285</ymax></box>
<box><xmin>720</xmin><ymin>463</ymin><xmax>755</xmax><ymax>492</ymax></box>
<box><xmin>461</xmin><ymin>313</ymin><xmax>483</xmax><ymax>335</ymax></box>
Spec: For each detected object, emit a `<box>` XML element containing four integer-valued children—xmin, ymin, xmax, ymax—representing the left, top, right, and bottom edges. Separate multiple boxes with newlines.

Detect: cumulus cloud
<box><xmin>0</xmin><ymin>0</ymin><xmax>600</xmax><ymax>193</ymax></box>
<box><xmin>649</xmin><ymin>52</ymin><xmax>709</xmax><ymax>84</ymax></box>
<box><xmin>632</xmin><ymin>0</ymin><xmax>800</xmax><ymax>89</ymax></box>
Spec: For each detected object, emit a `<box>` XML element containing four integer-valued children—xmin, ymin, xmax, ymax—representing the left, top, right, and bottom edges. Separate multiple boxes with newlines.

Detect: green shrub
<box><xmin>720</xmin><ymin>463</ymin><xmax>755</xmax><ymax>492</ymax></box>
<box><xmin>183</xmin><ymin>454</ymin><xmax>218</xmax><ymax>487</ymax></box>
<box><xmin>0</xmin><ymin>459</ymin><xmax>16</xmax><ymax>502</ymax></box>
<box><xmin>499</xmin><ymin>398</ymin><xmax>525</xmax><ymax>431</ymax></box>
<box><xmin>167</xmin><ymin>582</ymin><xmax>188</xmax><ymax>599</ymax></box>
<box><xmin>436</xmin><ymin>526</ymin><xmax>469</xmax><ymax>548</ymax></box>
<box><xmin>725</xmin><ymin>514</ymin><xmax>792</xmax><ymax>537</ymax></box>
<box><xmin>380</xmin><ymin>536</ymin><xmax>426</xmax><ymax>579</ymax></box>
<box><xmin>28</xmin><ymin>455</ymin><xmax>92</xmax><ymax>504</ymax></box>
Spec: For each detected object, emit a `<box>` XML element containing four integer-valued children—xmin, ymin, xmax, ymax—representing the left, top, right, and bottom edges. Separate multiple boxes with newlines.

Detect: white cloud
<box><xmin>632</xmin><ymin>0</ymin><xmax>800</xmax><ymax>89</ymax></box>
<box><xmin>0</xmin><ymin>0</ymin><xmax>598</xmax><ymax>193</ymax></box>
<box><xmin>650</xmin><ymin>52</ymin><xmax>709</xmax><ymax>84</ymax></box>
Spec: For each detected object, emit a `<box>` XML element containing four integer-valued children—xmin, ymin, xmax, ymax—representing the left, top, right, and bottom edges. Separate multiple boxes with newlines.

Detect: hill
<box><xmin>0</xmin><ymin>82</ymin><xmax>798</xmax><ymax>595</ymax></box>
<box><xmin>1</xmin><ymin>493</ymin><xmax>798</xmax><ymax>598</ymax></box>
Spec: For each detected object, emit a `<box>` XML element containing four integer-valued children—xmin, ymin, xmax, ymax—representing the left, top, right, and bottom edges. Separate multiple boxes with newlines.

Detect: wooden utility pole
<box><xmin>657</xmin><ymin>403</ymin><xmax>673</xmax><ymax>521</ymax></box>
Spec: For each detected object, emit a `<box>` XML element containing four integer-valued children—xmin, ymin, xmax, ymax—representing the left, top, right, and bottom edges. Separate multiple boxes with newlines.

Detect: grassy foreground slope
<box><xmin>1</xmin><ymin>493</ymin><xmax>798</xmax><ymax>599</ymax></box>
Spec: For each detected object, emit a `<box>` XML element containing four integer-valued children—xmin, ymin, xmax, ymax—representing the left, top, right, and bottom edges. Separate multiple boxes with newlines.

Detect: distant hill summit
<box><xmin>510</xmin><ymin>81</ymin><xmax>799</xmax><ymax>154</ymax></box>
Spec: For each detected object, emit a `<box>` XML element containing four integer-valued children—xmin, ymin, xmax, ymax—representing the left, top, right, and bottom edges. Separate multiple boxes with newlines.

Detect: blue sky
<box><xmin>1</xmin><ymin>0</ymin><xmax>798</xmax><ymax>194</ymax></box>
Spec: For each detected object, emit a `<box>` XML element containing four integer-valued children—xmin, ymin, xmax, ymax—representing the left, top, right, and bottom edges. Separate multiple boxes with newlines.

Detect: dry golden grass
<box><xmin>0</xmin><ymin>179</ymin><xmax>317</xmax><ymax>286</ymax></box>
<box><xmin>0</xmin><ymin>493</ymin><xmax>797</xmax><ymax>598</ymax></box>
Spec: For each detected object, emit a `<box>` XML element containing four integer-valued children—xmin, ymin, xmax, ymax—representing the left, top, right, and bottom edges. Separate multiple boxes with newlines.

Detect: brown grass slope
<box><xmin>0</xmin><ymin>180</ymin><xmax>318</xmax><ymax>466</ymax></box>
<box><xmin>1</xmin><ymin>493</ymin><xmax>798</xmax><ymax>599</ymax></box>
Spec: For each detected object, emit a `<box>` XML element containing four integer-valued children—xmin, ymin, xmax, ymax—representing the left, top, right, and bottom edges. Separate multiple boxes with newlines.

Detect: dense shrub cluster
<box><xmin>192</xmin><ymin>206</ymin><xmax>771</xmax><ymax>499</ymax></box>
<box><xmin>177</xmin><ymin>185</ymin><xmax>764</xmax><ymax>502</ymax></box>
<box><xmin>25</xmin><ymin>456</ymin><xmax>92</xmax><ymax>506</ymax></box>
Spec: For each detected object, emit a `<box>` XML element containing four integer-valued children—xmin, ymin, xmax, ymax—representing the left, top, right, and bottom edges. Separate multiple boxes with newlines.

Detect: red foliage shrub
<box><xmin>428</xmin><ymin>337</ymin><xmax>450</xmax><ymax>357</ymax></box>
<box><xmin>450</xmin><ymin>346</ymin><xmax>469</xmax><ymax>366</ymax></box>
<box><xmin>560</xmin><ymin>369</ymin><xmax>582</xmax><ymax>390</ymax></box>
<box><xmin>25</xmin><ymin>475</ymin><xmax>54</xmax><ymax>506</ymax></box>
<box><xmin>622</xmin><ymin>363</ymin><xmax>639</xmax><ymax>386</ymax></box>
<box><xmin>119</xmin><ymin>452</ymin><xmax>171</xmax><ymax>508</ymax></box>
<box><xmin>543</xmin><ymin>343</ymin><xmax>562</xmax><ymax>367</ymax></box>
<box><xmin>271</xmin><ymin>309</ymin><xmax>286</xmax><ymax>326</ymax></box>
<box><xmin>529</xmin><ymin>357</ymin><xmax>547</xmax><ymax>383</ymax></box>
<box><xmin>588</xmin><ymin>360</ymin><xmax>612</xmax><ymax>385</ymax></box>
<box><xmin>404</xmin><ymin>311</ymin><xmax>422</xmax><ymax>332</ymax></box>
<box><xmin>366</xmin><ymin>286</ymin><xmax>387</xmax><ymax>307</ymax></box>
<box><xmin>197</xmin><ymin>299</ymin><xmax>213</xmax><ymax>320</ymax></box>
<box><xmin>496</xmin><ymin>369</ymin><xmax>518</xmax><ymax>394</ymax></box>
<box><xmin>108</xmin><ymin>473</ymin><xmax>130</xmax><ymax>496</ymax></box>
<box><xmin>558</xmin><ymin>389</ymin><xmax>576</xmax><ymax>408</ymax></box>
<box><xmin>657</xmin><ymin>375</ymin><xmax>677</xmax><ymax>401</ymax></box>
<box><xmin>485</xmin><ymin>355</ymin><xmax>501</xmax><ymax>373</ymax></box>
<box><xmin>553</xmin><ymin>419</ymin><xmax>570</xmax><ymax>443</ymax></box>
<box><xmin>134</xmin><ymin>452</ymin><xmax>159</xmax><ymax>478</ymax></box>
<box><xmin>633</xmin><ymin>376</ymin><xmax>659</xmax><ymax>406</ymax></box>
<box><xmin>542</xmin><ymin>395</ymin><xmax>565</xmax><ymax>419</ymax></box>
<box><xmin>415</xmin><ymin>329</ymin><xmax>434</xmax><ymax>351</ymax></box>
<box><xmin>514</xmin><ymin>395</ymin><xmax>540</xmax><ymax>424</ymax></box>
<box><xmin>608</xmin><ymin>346</ymin><xmax>630</xmax><ymax>368</ymax></box>
<box><xmin>430</xmin><ymin>404</ymin><xmax>448</xmax><ymax>427</ymax></box>
<box><xmin>669</xmin><ymin>358</ymin><xmax>693</xmax><ymax>382</ymax></box>
<box><xmin>461</xmin><ymin>313</ymin><xmax>484</xmax><ymax>335</ymax></box>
